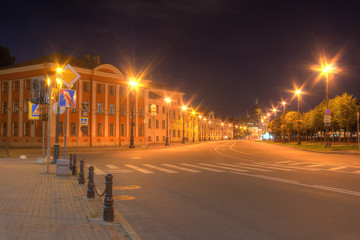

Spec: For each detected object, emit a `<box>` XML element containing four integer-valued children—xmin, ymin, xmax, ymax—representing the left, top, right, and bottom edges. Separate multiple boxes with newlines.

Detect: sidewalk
<box><xmin>0</xmin><ymin>158</ymin><xmax>130</xmax><ymax>240</ymax></box>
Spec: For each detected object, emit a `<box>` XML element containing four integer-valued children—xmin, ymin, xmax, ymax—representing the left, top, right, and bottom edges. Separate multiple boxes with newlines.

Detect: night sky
<box><xmin>2</xmin><ymin>0</ymin><xmax>360</xmax><ymax>118</ymax></box>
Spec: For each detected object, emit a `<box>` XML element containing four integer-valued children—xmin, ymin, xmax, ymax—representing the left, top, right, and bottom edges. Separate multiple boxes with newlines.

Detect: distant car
<box><xmin>255</xmin><ymin>138</ymin><xmax>262</xmax><ymax>142</ymax></box>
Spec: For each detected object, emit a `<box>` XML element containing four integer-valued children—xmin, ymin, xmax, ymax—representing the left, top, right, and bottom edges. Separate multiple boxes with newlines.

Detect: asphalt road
<box><xmin>82</xmin><ymin>140</ymin><xmax>360</xmax><ymax>240</ymax></box>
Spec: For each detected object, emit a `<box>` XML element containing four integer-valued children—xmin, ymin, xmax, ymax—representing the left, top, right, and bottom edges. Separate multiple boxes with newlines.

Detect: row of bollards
<box><xmin>68</xmin><ymin>154</ymin><xmax>114</xmax><ymax>222</ymax></box>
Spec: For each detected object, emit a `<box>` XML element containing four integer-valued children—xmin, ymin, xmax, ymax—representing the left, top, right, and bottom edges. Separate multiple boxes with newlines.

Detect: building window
<box><xmin>13</xmin><ymin>100</ymin><xmax>18</xmax><ymax>113</ymax></box>
<box><xmin>162</xmin><ymin>106</ymin><xmax>165</xmax><ymax>114</ymax></box>
<box><xmin>13</xmin><ymin>123</ymin><xmax>18</xmax><ymax>136</ymax></box>
<box><xmin>97</xmin><ymin>124</ymin><xmax>103</xmax><ymax>136</ymax></box>
<box><xmin>156</xmin><ymin>105</ymin><xmax>159</xmax><ymax>113</ymax></box>
<box><xmin>97</xmin><ymin>103</ymin><xmax>103</xmax><ymax>114</ymax></box>
<box><xmin>71</xmin><ymin>122</ymin><xmax>76</xmax><ymax>135</ymax></box>
<box><xmin>98</xmin><ymin>84</ymin><xmax>103</xmax><ymax>93</ymax></box>
<box><xmin>2</xmin><ymin>101</ymin><xmax>7</xmax><ymax>114</ymax></box>
<box><xmin>25</xmin><ymin>80</ymin><xmax>30</xmax><ymax>90</ymax></box>
<box><xmin>178</xmin><ymin>110</ymin><xmax>180</xmax><ymax>120</ymax></box>
<box><xmin>110</xmin><ymin>124</ymin><xmax>114</xmax><ymax>136</ymax></box>
<box><xmin>148</xmin><ymin>104</ymin><xmax>151</xmax><ymax>113</ymax></box>
<box><xmin>13</xmin><ymin>81</ymin><xmax>18</xmax><ymax>91</ymax></box>
<box><xmin>156</xmin><ymin>120</ymin><xmax>159</xmax><ymax>129</ymax></box>
<box><xmin>156</xmin><ymin>136</ymin><xmax>159</xmax><ymax>142</ymax></box>
<box><xmin>59</xmin><ymin>122</ymin><xmax>64</xmax><ymax>136</ymax></box>
<box><xmin>121</xmin><ymin>105</ymin><xmax>125</xmax><ymax>116</ymax></box>
<box><xmin>162</xmin><ymin>136</ymin><xmax>165</xmax><ymax>141</ymax></box>
<box><xmin>2</xmin><ymin>82</ymin><xmax>8</xmax><ymax>92</ymax></box>
<box><xmin>121</xmin><ymin>87</ymin><xmax>125</xmax><ymax>96</ymax></box>
<box><xmin>139</xmin><ymin>125</ymin><xmax>143</xmax><ymax>136</ymax></box>
<box><xmin>173</xmin><ymin>130</ymin><xmax>175</xmax><ymax>137</ymax></box>
<box><xmin>148</xmin><ymin>136</ymin><xmax>151</xmax><ymax>142</ymax></box>
<box><xmin>162</xmin><ymin>120</ymin><xmax>165</xmax><ymax>129</ymax></box>
<box><xmin>178</xmin><ymin>130</ymin><xmax>180</xmax><ymax>137</ymax></box>
<box><xmin>109</xmin><ymin>104</ymin><xmax>115</xmax><ymax>115</ymax></box>
<box><xmin>110</xmin><ymin>86</ymin><xmax>115</xmax><ymax>96</ymax></box>
<box><xmin>121</xmin><ymin>124</ymin><xmax>125</xmax><ymax>136</ymax></box>
<box><xmin>84</xmin><ymin>82</ymin><xmax>90</xmax><ymax>92</ymax></box>
<box><xmin>71</xmin><ymin>107</ymin><xmax>77</xmax><ymax>113</ymax></box>
<box><xmin>24</xmin><ymin>122</ymin><xmax>30</xmax><ymax>136</ymax></box>
<box><xmin>139</xmin><ymin>107</ymin><xmax>143</xmax><ymax>117</ymax></box>
<box><xmin>2</xmin><ymin>123</ymin><xmax>6</xmax><ymax>136</ymax></box>
<box><xmin>83</xmin><ymin>126</ymin><xmax>89</xmax><ymax>136</ymax></box>
<box><xmin>148</xmin><ymin>119</ymin><xmax>151</xmax><ymax>128</ymax></box>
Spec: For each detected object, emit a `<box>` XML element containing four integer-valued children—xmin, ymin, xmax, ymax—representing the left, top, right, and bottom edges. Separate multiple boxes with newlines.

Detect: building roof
<box><xmin>149</xmin><ymin>91</ymin><xmax>163</xmax><ymax>100</ymax></box>
<box><xmin>0</xmin><ymin>53</ymin><xmax>99</xmax><ymax>70</ymax></box>
<box><xmin>149</xmin><ymin>82</ymin><xmax>184</xmax><ymax>93</ymax></box>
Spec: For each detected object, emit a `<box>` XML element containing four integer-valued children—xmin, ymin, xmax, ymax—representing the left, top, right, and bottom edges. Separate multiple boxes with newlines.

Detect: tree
<box><xmin>0</xmin><ymin>45</ymin><xmax>16</xmax><ymax>67</ymax></box>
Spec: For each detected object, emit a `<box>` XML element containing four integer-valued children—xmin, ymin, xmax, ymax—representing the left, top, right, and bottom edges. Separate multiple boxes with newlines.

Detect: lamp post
<box><xmin>282</xmin><ymin>101</ymin><xmax>286</xmax><ymax>143</ymax></box>
<box><xmin>296</xmin><ymin>89</ymin><xmax>302</xmax><ymax>145</ymax></box>
<box><xmin>323</xmin><ymin>66</ymin><xmax>332</xmax><ymax>148</ymax></box>
<box><xmin>191</xmin><ymin>111</ymin><xmax>195</xmax><ymax>142</ymax></box>
<box><xmin>221</xmin><ymin>123</ymin><xmax>224</xmax><ymax>140</ymax></box>
<box><xmin>181</xmin><ymin>106</ymin><xmax>187</xmax><ymax>144</ymax></box>
<box><xmin>198</xmin><ymin>115</ymin><xmax>202</xmax><ymax>142</ymax></box>
<box><xmin>129</xmin><ymin>80</ymin><xmax>138</xmax><ymax>148</ymax></box>
<box><xmin>165</xmin><ymin>97</ymin><xmax>171</xmax><ymax>146</ymax></box>
<box><xmin>52</xmin><ymin>70</ymin><xmax>63</xmax><ymax>164</ymax></box>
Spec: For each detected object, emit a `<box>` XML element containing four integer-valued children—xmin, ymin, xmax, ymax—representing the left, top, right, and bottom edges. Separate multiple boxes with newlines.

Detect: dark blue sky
<box><xmin>2</xmin><ymin>0</ymin><xmax>360</xmax><ymax>118</ymax></box>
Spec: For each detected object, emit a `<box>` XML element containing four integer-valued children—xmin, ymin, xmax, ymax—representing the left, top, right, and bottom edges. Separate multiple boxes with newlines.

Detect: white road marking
<box><xmin>87</xmin><ymin>165</ymin><xmax>106</xmax><ymax>175</ymax></box>
<box><xmin>230</xmin><ymin>171</ymin><xmax>360</xmax><ymax>198</ymax></box>
<box><xmin>142</xmin><ymin>164</ymin><xmax>178</xmax><ymax>173</ymax></box>
<box><xmin>124</xmin><ymin>164</ymin><xmax>154</xmax><ymax>174</ymax></box>
<box><xmin>162</xmin><ymin>164</ymin><xmax>201</xmax><ymax>173</ymax></box>
<box><xmin>217</xmin><ymin>163</ymin><xmax>271</xmax><ymax>172</ymax></box>
<box><xmin>233</xmin><ymin>163</ymin><xmax>293</xmax><ymax>172</ymax></box>
<box><xmin>106</xmin><ymin>164</ymin><xmax>119</xmax><ymax>169</ymax></box>
<box><xmin>276</xmin><ymin>161</ymin><xmax>296</xmax><ymax>164</ymax></box>
<box><xmin>287</xmin><ymin>162</ymin><xmax>311</xmax><ymax>166</ymax></box>
<box><xmin>181</xmin><ymin>164</ymin><xmax>226</xmax><ymax>172</ymax></box>
<box><xmin>130</xmin><ymin>157</ymin><xmax>142</xmax><ymax>159</ymax></box>
<box><xmin>328</xmin><ymin>166</ymin><xmax>347</xmax><ymax>171</ymax></box>
<box><xmin>307</xmin><ymin>164</ymin><xmax>327</xmax><ymax>168</ymax></box>
<box><xmin>199</xmin><ymin>163</ymin><xmax>248</xmax><ymax>172</ymax></box>
<box><xmin>255</xmin><ymin>162</ymin><xmax>317</xmax><ymax>171</ymax></box>
<box><xmin>352</xmin><ymin>170</ymin><xmax>360</xmax><ymax>174</ymax></box>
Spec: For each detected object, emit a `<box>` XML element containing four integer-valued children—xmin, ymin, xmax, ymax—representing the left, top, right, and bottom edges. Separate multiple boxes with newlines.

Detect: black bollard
<box><xmin>72</xmin><ymin>154</ymin><xmax>77</xmax><ymax>176</ymax></box>
<box><xmin>69</xmin><ymin>154</ymin><xmax>73</xmax><ymax>171</ymax></box>
<box><xmin>87</xmin><ymin>166</ymin><xmax>95</xmax><ymax>198</ymax></box>
<box><xmin>78</xmin><ymin>159</ymin><xmax>85</xmax><ymax>184</ymax></box>
<box><xmin>103</xmin><ymin>174</ymin><xmax>114</xmax><ymax>222</ymax></box>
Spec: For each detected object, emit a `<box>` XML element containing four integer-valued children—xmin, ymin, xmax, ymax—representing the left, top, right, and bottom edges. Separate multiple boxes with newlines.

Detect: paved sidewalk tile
<box><xmin>0</xmin><ymin>158</ymin><xmax>129</xmax><ymax>240</ymax></box>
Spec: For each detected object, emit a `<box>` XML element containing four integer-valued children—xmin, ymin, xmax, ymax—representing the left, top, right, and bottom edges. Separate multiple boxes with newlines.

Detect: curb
<box><xmin>113</xmin><ymin>208</ymin><xmax>142</xmax><ymax>240</ymax></box>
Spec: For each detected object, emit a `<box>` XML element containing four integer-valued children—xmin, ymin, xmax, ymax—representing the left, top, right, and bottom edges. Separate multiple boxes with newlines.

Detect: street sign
<box><xmin>29</xmin><ymin>102</ymin><xmax>40</xmax><ymax>120</ymax></box>
<box><xmin>325</xmin><ymin>109</ymin><xmax>331</xmax><ymax>115</ymax></box>
<box><xmin>80</xmin><ymin>117</ymin><xmax>88</xmax><ymax>126</ymax></box>
<box><xmin>324</xmin><ymin>114</ymin><xmax>331</xmax><ymax>127</ymax></box>
<box><xmin>56</xmin><ymin>64</ymin><xmax>80</xmax><ymax>88</ymax></box>
<box><xmin>59</xmin><ymin>89</ymin><xmax>76</xmax><ymax>108</ymax></box>
<box><xmin>52</xmin><ymin>102</ymin><xmax>66</xmax><ymax>115</ymax></box>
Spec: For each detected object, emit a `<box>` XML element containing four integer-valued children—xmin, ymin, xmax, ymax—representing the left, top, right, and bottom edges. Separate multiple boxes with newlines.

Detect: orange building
<box><xmin>0</xmin><ymin>54</ymin><xmax>150</xmax><ymax>147</ymax></box>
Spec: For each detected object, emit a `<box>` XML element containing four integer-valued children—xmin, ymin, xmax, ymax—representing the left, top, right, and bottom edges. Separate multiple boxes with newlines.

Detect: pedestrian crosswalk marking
<box><xmin>124</xmin><ymin>164</ymin><xmax>154</xmax><ymax>174</ymax></box>
<box><xmin>180</xmin><ymin>163</ymin><xmax>226</xmax><ymax>172</ymax></box>
<box><xmin>307</xmin><ymin>164</ymin><xmax>327</xmax><ymax>168</ymax></box>
<box><xmin>328</xmin><ymin>166</ymin><xmax>347</xmax><ymax>171</ymax></box>
<box><xmin>234</xmin><ymin>162</ymin><xmax>293</xmax><ymax>172</ymax></box>
<box><xmin>162</xmin><ymin>164</ymin><xmax>201</xmax><ymax>173</ymax></box>
<box><xmin>106</xmin><ymin>165</ymin><xmax>119</xmax><ymax>169</ymax></box>
<box><xmin>143</xmin><ymin>164</ymin><xmax>178</xmax><ymax>173</ymax></box>
<box><xmin>275</xmin><ymin>161</ymin><xmax>294</xmax><ymax>164</ymax></box>
<box><xmin>199</xmin><ymin>163</ymin><xmax>248</xmax><ymax>172</ymax></box>
<box><xmin>87</xmin><ymin>165</ymin><xmax>106</xmax><ymax>175</ymax></box>
<box><xmin>217</xmin><ymin>163</ymin><xmax>271</xmax><ymax>172</ymax></box>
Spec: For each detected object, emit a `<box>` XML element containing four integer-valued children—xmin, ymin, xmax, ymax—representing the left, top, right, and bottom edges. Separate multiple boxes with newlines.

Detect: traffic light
<box><xmin>30</xmin><ymin>78</ymin><xmax>47</xmax><ymax>104</ymax></box>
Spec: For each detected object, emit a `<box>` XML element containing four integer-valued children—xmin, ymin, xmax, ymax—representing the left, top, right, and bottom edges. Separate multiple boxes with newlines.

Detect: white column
<box><xmin>91</xmin><ymin>81</ymin><xmax>96</xmax><ymax>138</ymax></box>
<box><xmin>19</xmin><ymin>79</ymin><xmax>24</xmax><ymax>137</ymax></box>
<box><xmin>126</xmin><ymin>88</ymin><xmax>129</xmax><ymax>137</ymax></box>
<box><xmin>7</xmin><ymin>80</ymin><xmax>12</xmax><ymax>137</ymax></box>
<box><xmin>105</xmin><ymin>83</ymin><xmax>108</xmax><ymax>137</ymax></box>
<box><xmin>115</xmin><ymin>85</ymin><xmax>120</xmax><ymax>138</ymax></box>
<box><xmin>135</xmin><ymin>90</ymin><xmax>138</xmax><ymax>137</ymax></box>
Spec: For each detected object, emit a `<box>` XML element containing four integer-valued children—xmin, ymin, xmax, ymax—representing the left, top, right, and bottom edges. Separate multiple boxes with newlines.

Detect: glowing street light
<box><xmin>129</xmin><ymin>78</ymin><xmax>139</xmax><ymax>148</ymax></box>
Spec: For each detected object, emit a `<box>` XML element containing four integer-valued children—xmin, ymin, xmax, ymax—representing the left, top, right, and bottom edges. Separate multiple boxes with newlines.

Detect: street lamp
<box><xmin>295</xmin><ymin>89</ymin><xmax>302</xmax><ymax>145</ymax></box>
<box><xmin>181</xmin><ymin>105</ymin><xmax>187</xmax><ymax>144</ymax></box>
<box><xmin>165</xmin><ymin>97</ymin><xmax>171</xmax><ymax>146</ymax></box>
<box><xmin>322</xmin><ymin>65</ymin><xmax>334</xmax><ymax>148</ymax></box>
<box><xmin>191</xmin><ymin>110</ymin><xmax>196</xmax><ymax>142</ymax></box>
<box><xmin>53</xmin><ymin>68</ymin><xmax>63</xmax><ymax>164</ymax></box>
<box><xmin>221</xmin><ymin>123</ymin><xmax>224</xmax><ymax>140</ymax></box>
<box><xmin>282</xmin><ymin>101</ymin><xmax>287</xmax><ymax>143</ymax></box>
<box><xmin>129</xmin><ymin>80</ymin><xmax>138</xmax><ymax>148</ymax></box>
